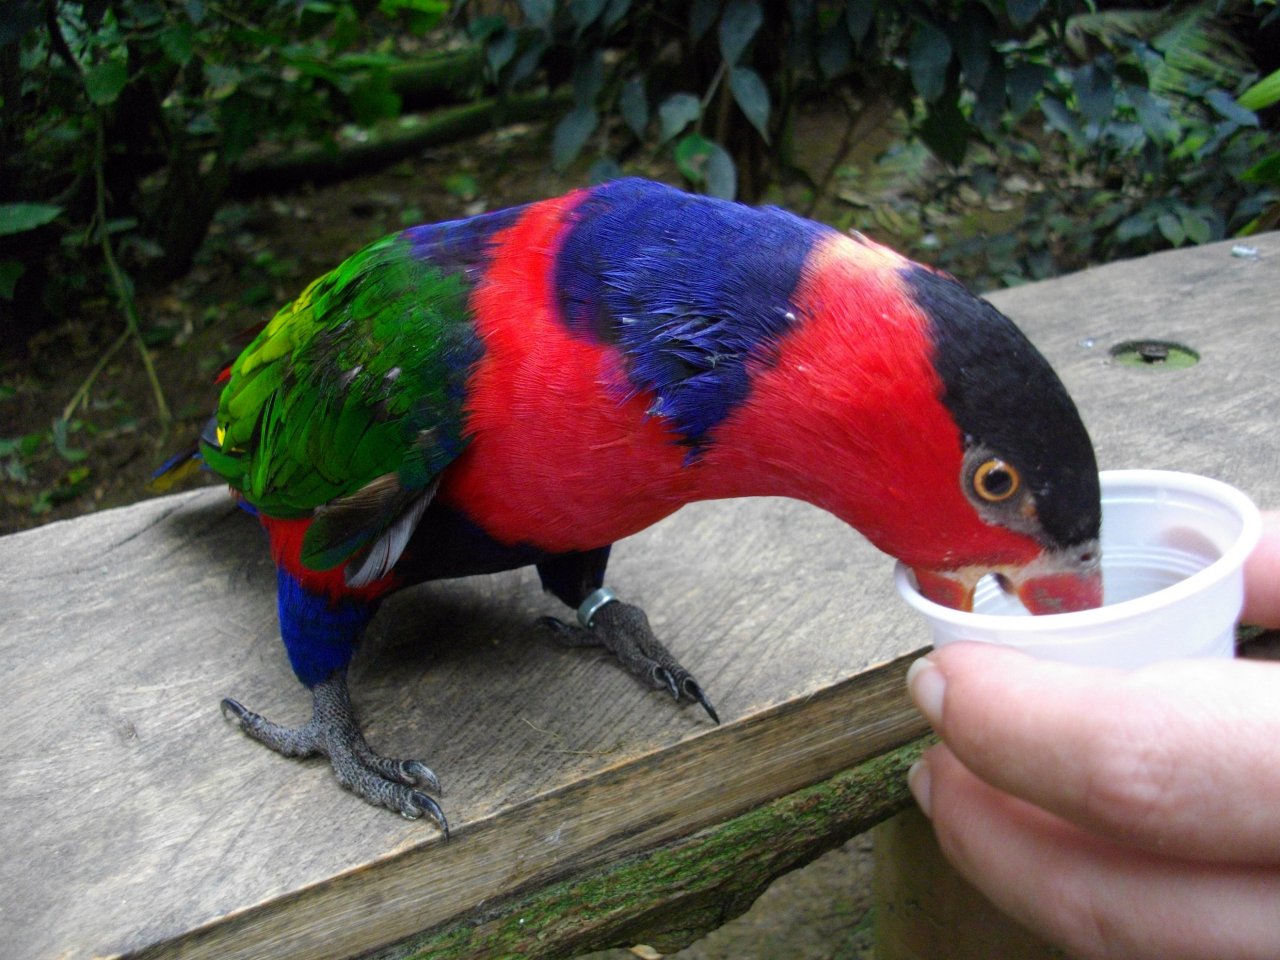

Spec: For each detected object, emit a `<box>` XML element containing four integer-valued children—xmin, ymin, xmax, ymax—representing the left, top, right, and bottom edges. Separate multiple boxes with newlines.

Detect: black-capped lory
<box><xmin>158</xmin><ymin>179</ymin><xmax>1102</xmax><ymax>832</ymax></box>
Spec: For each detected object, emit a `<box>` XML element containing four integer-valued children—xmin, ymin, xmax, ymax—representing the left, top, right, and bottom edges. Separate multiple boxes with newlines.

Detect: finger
<box><xmin>910</xmin><ymin>644</ymin><xmax>1280</xmax><ymax>862</ymax></box>
<box><xmin>1242</xmin><ymin>510</ymin><xmax>1280</xmax><ymax>629</ymax></box>
<box><xmin>917</xmin><ymin>745</ymin><xmax>1280</xmax><ymax>960</ymax></box>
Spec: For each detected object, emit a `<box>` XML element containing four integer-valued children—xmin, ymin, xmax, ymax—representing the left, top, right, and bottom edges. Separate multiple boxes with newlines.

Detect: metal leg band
<box><xmin>576</xmin><ymin>586</ymin><xmax>619</xmax><ymax>629</ymax></box>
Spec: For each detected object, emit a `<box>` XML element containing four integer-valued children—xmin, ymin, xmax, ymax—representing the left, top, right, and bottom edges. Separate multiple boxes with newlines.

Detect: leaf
<box><xmin>705</xmin><ymin>143</ymin><xmax>736</xmax><ymax>199</ymax></box>
<box><xmin>1126</xmin><ymin>85</ymin><xmax>1178</xmax><ymax>143</ymax></box>
<box><xmin>719</xmin><ymin>0</ymin><xmax>763</xmax><ymax>65</ymax></box>
<box><xmin>52</xmin><ymin>418</ymin><xmax>87</xmax><ymax>463</ymax></box>
<box><xmin>1071</xmin><ymin>63</ymin><xmax>1114</xmax><ymax>129</ymax></box>
<box><xmin>510</xmin><ymin>40</ymin><xmax>548</xmax><ymax>85</ymax></box>
<box><xmin>1241</xmin><ymin>152</ymin><xmax>1280</xmax><ymax>187</ymax></box>
<box><xmin>348</xmin><ymin>69</ymin><xmax>402</xmax><ymax>126</ymax></box>
<box><xmin>571</xmin><ymin>0</ymin><xmax>609</xmax><ymax>31</ymax></box>
<box><xmin>158</xmin><ymin>24</ymin><xmax>195</xmax><ymax>66</ymax></box>
<box><xmin>908</xmin><ymin>22</ymin><xmax>952</xmax><ymax>104</ymax></box>
<box><xmin>918</xmin><ymin>88</ymin><xmax>967</xmax><ymax>166</ymax></box>
<box><xmin>588</xmin><ymin>157</ymin><xmax>623</xmax><ymax>183</ymax></box>
<box><xmin>602</xmin><ymin>0</ymin><xmax>630</xmax><ymax>30</ymax></box>
<box><xmin>729</xmin><ymin>67</ymin><xmax>770</xmax><ymax>142</ymax></box>
<box><xmin>379</xmin><ymin>0</ymin><xmax>447</xmax><ymax>23</ymax></box>
<box><xmin>1157</xmin><ymin>212</ymin><xmax>1185</xmax><ymax>245</ymax></box>
<box><xmin>1205</xmin><ymin>89</ymin><xmax>1258</xmax><ymax>128</ymax></box>
<box><xmin>468</xmin><ymin>15</ymin><xmax>507</xmax><ymax>41</ymax></box>
<box><xmin>519</xmin><ymin>0</ymin><xmax>553</xmax><ymax>29</ymax></box>
<box><xmin>690</xmin><ymin>0</ymin><xmax>719</xmax><ymax>41</ymax></box>
<box><xmin>1006</xmin><ymin>0</ymin><xmax>1044</xmax><ymax>29</ymax></box>
<box><xmin>486</xmin><ymin>29</ymin><xmax>517</xmax><ymax>74</ymax></box>
<box><xmin>443</xmin><ymin>172</ymin><xmax>479</xmax><ymax>201</ymax></box>
<box><xmin>659</xmin><ymin>92</ymin><xmax>701</xmax><ymax>141</ymax></box>
<box><xmin>620</xmin><ymin>78</ymin><xmax>649</xmax><ymax>138</ymax></box>
<box><xmin>845</xmin><ymin>0</ymin><xmax>874</xmax><ymax>45</ymax></box>
<box><xmin>1150</xmin><ymin>8</ymin><xmax>1251</xmax><ymax>102</ymax></box>
<box><xmin>1007</xmin><ymin>62</ymin><xmax>1048</xmax><ymax>117</ymax></box>
<box><xmin>0</xmin><ymin>260</ymin><xmax>24</xmax><ymax>300</ymax></box>
<box><xmin>572</xmin><ymin>50</ymin><xmax>605</xmax><ymax>106</ymax></box>
<box><xmin>952</xmin><ymin>10</ymin><xmax>994</xmax><ymax>91</ymax></box>
<box><xmin>85</xmin><ymin>60</ymin><xmax>128</xmax><ymax>105</ymax></box>
<box><xmin>1040</xmin><ymin>96</ymin><xmax>1084</xmax><ymax>147</ymax></box>
<box><xmin>1180</xmin><ymin>210</ymin><xmax>1211</xmax><ymax>245</ymax></box>
<box><xmin>0</xmin><ymin>1</ymin><xmax>43</xmax><ymax>46</ymax></box>
<box><xmin>0</xmin><ymin>203</ymin><xmax>62</xmax><ymax>236</ymax></box>
<box><xmin>1238</xmin><ymin>69</ymin><xmax>1280</xmax><ymax>112</ymax></box>
<box><xmin>675</xmin><ymin>134</ymin><xmax>736</xmax><ymax>199</ymax></box>
<box><xmin>552</xmin><ymin>105</ymin><xmax>598</xmax><ymax>170</ymax></box>
<box><xmin>818</xmin><ymin>24</ymin><xmax>852</xmax><ymax>79</ymax></box>
<box><xmin>972</xmin><ymin>59</ymin><xmax>1005</xmax><ymax>133</ymax></box>
<box><xmin>673</xmin><ymin>132</ymin><xmax>712</xmax><ymax>182</ymax></box>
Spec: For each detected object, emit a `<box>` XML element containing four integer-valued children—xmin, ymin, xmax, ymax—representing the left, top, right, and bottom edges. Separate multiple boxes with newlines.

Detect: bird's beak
<box><xmin>911</xmin><ymin>544</ymin><xmax>1103</xmax><ymax>616</ymax></box>
<box><xmin>1012</xmin><ymin>566</ymin><xmax>1103</xmax><ymax>614</ymax></box>
<box><xmin>910</xmin><ymin>567</ymin><xmax>983</xmax><ymax>612</ymax></box>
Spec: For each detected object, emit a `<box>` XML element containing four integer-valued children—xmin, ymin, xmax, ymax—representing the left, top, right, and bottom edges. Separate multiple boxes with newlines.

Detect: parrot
<box><xmin>157</xmin><ymin>178</ymin><xmax>1102</xmax><ymax>835</ymax></box>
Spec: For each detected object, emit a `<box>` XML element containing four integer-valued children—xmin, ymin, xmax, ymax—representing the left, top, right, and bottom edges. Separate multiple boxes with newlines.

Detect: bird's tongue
<box><xmin>1015</xmin><ymin>569</ymin><xmax>1104</xmax><ymax>614</ymax></box>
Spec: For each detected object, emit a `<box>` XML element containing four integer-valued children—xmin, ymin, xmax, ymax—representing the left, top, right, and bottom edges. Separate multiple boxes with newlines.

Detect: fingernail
<box><xmin>906</xmin><ymin>656</ymin><xmax>945</xmax><ymax>728</ymax></box>
<box><xmin>908</xmin><ymin>758</ymin><xmax>932</xmax><ymax>819</ymax></box>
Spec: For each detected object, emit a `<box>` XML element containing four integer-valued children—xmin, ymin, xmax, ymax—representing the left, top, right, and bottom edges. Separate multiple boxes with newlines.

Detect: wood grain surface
<box><xmin>2</xmin><ymin>233</ymin><xmax>1276</xmax><ymax>960</ymax></box>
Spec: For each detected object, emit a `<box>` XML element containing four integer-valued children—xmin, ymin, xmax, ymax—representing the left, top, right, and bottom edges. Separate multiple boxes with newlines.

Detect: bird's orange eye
<box><xmin>973</xmin><ymin>458</ymin><xmax>1020</xmax><ymax>502</ymax></box>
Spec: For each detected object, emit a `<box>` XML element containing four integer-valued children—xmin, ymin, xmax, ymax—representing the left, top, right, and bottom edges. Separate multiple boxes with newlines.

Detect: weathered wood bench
<box><xmin>3</xmin><ymin>233</ymin><xmax>1277</xmax><ymax>960</ymax></box>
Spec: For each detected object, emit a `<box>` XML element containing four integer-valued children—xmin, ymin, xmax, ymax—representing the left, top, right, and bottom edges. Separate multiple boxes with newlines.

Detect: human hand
<box><xmin>1242</xmin><ymin>511</ymin><xmax>1280</xmax><ymax>630</ymax></box>
<box><xmin>905</xmin><ymin>511</ymin><xmax>1280</xmax><ymax>960</ymax></box>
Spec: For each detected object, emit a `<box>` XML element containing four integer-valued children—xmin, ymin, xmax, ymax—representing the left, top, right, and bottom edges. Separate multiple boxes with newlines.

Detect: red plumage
<box><xmin>167</xmin><ymin>179</ymin><xmax>1100</xmax><ymax>826</ymax></box>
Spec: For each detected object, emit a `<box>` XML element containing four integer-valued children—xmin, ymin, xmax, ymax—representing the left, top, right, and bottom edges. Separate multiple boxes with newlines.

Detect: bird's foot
<box><xmin>540</xmin><ymin>590</ymin><xmax>719</xmax><ymax>724</ymax></box>
<box><xmin>221</xmin><ymin>671</ymin><xmax>448</xmax><ymax>835</ymax></box>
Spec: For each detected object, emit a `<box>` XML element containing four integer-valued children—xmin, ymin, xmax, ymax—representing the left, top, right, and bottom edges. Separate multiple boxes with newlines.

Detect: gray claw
<box><xmin>401</xmin><ymin>759</ymin><xmax>441</xmax><ymax>793</ymax></box>
<box><xmin>684</xmin><ymin>680</ymin><xmax>720</xmax><ymax>725</ymax></box>
<box><xmin>222</xmin><ymin>673</ymin><xmax>448</xmax><ymax>833</ymax></box>
<box><xmin>407</xmin><ymin>791</ymin><xmax>450</xmax><ymax>839</ymax></box>
<box><xmin>655</xmin><ymin>666</ymin><xmax>680</xmax><ymax>699</ymax></box>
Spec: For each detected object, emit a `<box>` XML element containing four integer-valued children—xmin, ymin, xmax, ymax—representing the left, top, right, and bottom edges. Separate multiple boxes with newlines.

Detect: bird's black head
<box><xmin>904</xmin><ymin>264</ymin><xmax>1101</xmax><ymax>552</ymax></box>
<box><xmin>899</xmin><ymin>264</ymin><xmax>1102</xmax><ymax>615</ymax></box>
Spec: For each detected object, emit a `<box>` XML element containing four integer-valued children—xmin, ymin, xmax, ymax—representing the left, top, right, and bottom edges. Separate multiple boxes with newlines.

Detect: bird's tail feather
<box><xmin>148</xmin><ymin>416</ymin><xmax>219</xmax><ymax>493</ymax></box>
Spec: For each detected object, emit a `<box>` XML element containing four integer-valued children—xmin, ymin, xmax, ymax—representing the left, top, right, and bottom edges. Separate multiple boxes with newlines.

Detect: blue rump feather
<box><xmin>276</xmin><ymin>569</ymin><xmax>376</xmax><ymax>686</ymax></box>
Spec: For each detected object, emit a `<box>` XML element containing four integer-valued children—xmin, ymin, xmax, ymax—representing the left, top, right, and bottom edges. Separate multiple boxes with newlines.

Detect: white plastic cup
<box><xmin>894</xmin><ymin>470</ymin><xmax>1262</xmax><ymax>668</ymax></box>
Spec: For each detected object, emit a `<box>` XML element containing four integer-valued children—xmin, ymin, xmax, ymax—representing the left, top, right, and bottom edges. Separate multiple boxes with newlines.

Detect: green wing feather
<box><xmin>202</xmin><ymin>233</ymin><xmax>481</xmax><ymax>574</ymax></box>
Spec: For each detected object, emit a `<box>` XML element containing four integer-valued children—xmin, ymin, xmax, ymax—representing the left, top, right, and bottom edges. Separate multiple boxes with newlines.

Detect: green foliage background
<box><xmin>467</xmin><ymin>0</ymin><xmax>1277</xmax><ymax>284</ymax></box>
<box><xmin>1</xmin><ymin>0</ymin><xmax>1277</xmax><ymax>329</ymax></box>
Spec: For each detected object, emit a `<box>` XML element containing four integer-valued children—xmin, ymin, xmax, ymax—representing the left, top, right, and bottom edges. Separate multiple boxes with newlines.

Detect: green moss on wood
<box><xmin>371</xmin><ymin>739</ymin><xmax>928</xmax><ymax>960</ymax></box>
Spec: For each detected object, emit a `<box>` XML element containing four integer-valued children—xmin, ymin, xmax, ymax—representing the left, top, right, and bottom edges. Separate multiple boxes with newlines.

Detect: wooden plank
<box><xmin>1</xmin><ymin>232</ymin><xmax>1277</xmax><ymax>960</ymax></box>
<box><xmin>0</xmin><ymin>458</ymin><xmax>926</xmax><ymax>960</ymax></box>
